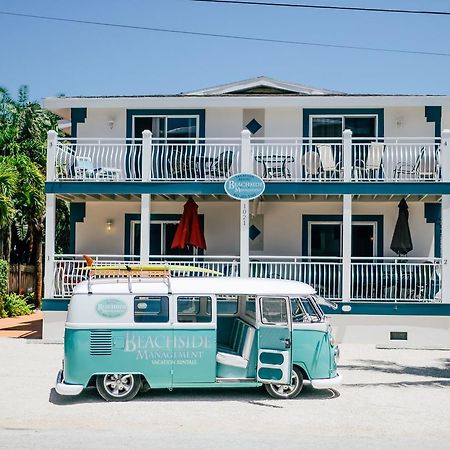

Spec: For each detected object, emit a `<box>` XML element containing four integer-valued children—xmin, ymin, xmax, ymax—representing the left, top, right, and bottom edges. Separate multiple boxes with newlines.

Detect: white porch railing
<box><xmin>150</xmin><ymin>138</ymin><xmax>241</xmax><ymax>181</ymax></box>
<box><xmin>52</xmin><ymin>254</ymin><xmax>239</xmax><ymax>298</ymax></box>
<box><xmin>249</xmin><ymin>256</ymin><xmax>343</xmax><ymax>300</ymax></box>
<box><xmin>352</xmin><ymin>138</ymin><xmax>441</xmax><ymax>182</ymax></box>
<box><xmin>55</xmin><ymin>138</ymin><xmax>142</xmax><ymax>181</ymax></box>
<box><xmin>251</xmin><ymin>138</ymin><xmax>344</xmax><ymax>182</ymax></box>
<box><xmin>54</xmin><ymin>137</ymin><xmax>241</xmax><ymax>182</ymax></box>
<box><xmin>50</xmin><ymin>134</ymin><xmax>442</xmax><ymax>183</ymax></box>
<box><xmin>351</xmin><ymin>257</ymin><xmax>442</xmax><ymax>302</ymax></box>
<box><xmin>51</xmin><ymin>254</ymin><xmax>442</xmax><ymax>302</ymax></box>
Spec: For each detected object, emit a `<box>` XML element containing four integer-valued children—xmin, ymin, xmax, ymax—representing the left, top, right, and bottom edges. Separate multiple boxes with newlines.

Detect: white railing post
<box><xmin>142</xmin><ymin>129</ymin><xmax>152</xmax><ymax>182</ymax></box>
<box><xmin>342</xmin><ymin>194</ymin><xmax>352</xmax><ymax>301</ymax></box>
<box><xmin>343</xmin><ymin>129</ymin><xmax>352</xmax><ymax>182</ymax></box>
<box><xmin>241</xmin><ymin>129</ymin><xmax>253</xmax><ymax>174</ymax></box>
<box><xmin>440</xmin><ymin>129</ymin><xmax>450</xmax><ymax>303</ymax></box>
<box><xmin>240</xmin><ymin>129</ymin><xmax>252</xmax><ymax>278</ymax></box>
<box><xmin>47</xmin><ymin>130</ymin><xmax>58</xmax><ymax>181</ymax></box>
<box><xmin>44</xmin><ymin>194</ymin><xmax>56</xmax><ymax>298</ymax></box>
<box><xmin>140</xmin><ymin>194</ymin><xmax>151</xmax><ymax>265</ymax></box>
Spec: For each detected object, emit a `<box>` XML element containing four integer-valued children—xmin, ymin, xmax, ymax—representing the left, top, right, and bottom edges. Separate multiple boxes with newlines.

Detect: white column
<box><xmin>240</xmin><ymin>129</ymin><xmax>252</xmax><ymax>278</ymax></box>
<box><xmin>342</xmin><ymin>194</ymin><xmax>352</xmax><ymax>301</ymax></box>
<box><xmin>140</xmin><ymin>194</ymin><xmax>151</xmax><ymax>265</ymax></box>
<box><xmin>142</xmin><ymin>129</ymin><xmax>152</xmax><ymax>182</ymax></box>
<box><xmin>343</xmin><ymin>129</ymin><xmax>352</xmax><ymax>182</ymax></box>
<box><xmin>44</xmin><ymin>194</ymin><xmax>56</xmax><ymax>298</ymax></box>
<box><xmin>440</xmin><ymin>129</ymin><xmax>450</xmax><ymax>302</ymax></box>
<box><xmin>47</xmin><ymin>130</ymin><xmax>57</xmax><ymax>181</ymax></box>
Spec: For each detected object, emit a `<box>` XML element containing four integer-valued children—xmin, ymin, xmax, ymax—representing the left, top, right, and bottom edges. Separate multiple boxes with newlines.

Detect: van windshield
<box><xmin>291</xmin><ymin>296</ymin><xmax>324</xmax><ymax>323</ymax></box>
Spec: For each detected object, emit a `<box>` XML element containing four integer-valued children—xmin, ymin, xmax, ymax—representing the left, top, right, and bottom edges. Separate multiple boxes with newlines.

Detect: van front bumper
<box><xmin>55</xmin><ymin>369</ymin><xmax>84</xmax><ymax>396</ymax></box>
<box><xmin>310</xmin><ymin>373</ymin><xmax>343</xmax><ymax>389</ymax></box>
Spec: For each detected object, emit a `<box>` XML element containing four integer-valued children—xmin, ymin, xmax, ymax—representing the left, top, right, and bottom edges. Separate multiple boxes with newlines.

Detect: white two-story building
<box><xmin>43</xmin><ymin>77</ymin><xmax>450</xmax><ymax>346</ymax></box>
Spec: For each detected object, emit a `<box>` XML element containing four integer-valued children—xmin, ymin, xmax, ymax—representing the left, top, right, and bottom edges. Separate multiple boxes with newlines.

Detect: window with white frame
<box><xmin>311</xmin><ymin>115</ymin><xmax>377</xmax><ymax>140</ymax></box>
<box><xmin>130</xmin><ymin>220</ymin><xmax>196</xmax><ymax>256</ymax></box>
<box><xmin>133</xmin><ymin>115</ymin><xmax>199</xmax><ymax>140</ymax></box>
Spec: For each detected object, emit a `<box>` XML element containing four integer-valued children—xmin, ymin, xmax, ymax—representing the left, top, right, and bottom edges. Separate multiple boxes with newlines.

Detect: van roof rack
<box><xmin>82</xmin><ymin>255</ymin><xmax>223</xmax><ymax>294</ymax></box>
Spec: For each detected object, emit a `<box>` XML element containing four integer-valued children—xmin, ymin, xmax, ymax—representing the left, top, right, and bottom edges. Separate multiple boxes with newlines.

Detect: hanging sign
<box><xmin>224</xmin><ymin>173</ymin><xmax>265</xmax><ymax>200</ymax></box>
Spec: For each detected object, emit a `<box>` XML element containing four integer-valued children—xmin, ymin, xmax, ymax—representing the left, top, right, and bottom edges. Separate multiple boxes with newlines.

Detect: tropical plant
<box><xmin>0</xmin><ymin>85</ymin><xmax>70</xmax><ymax>305</ymax></box>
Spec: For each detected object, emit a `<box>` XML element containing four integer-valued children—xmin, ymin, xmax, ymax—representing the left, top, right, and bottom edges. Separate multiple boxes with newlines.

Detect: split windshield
<box><xmin>291</xmin><ymin>296</ymin><xmax>325</xmax><ymax>323</ymax></box>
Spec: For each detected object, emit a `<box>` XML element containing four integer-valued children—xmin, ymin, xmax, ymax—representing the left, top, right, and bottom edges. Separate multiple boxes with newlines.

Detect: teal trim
<box><xmin>126</xmin><ymin>109</ymin><xmax>206</xmax><ymax>139</ymax></box>
<box><xmin>124</xmin><ymin>213</ymin><xmax>204</xmax><ymax>256</ymax></box>
<box><xmin>301</xmin><ymin>214</ymin><xmax>383</xmax><ymax>256</ymax></box>
<box><xmin>46</xmin><ymin>181</ymin><xmax>450</xmax><ymax>196</ymax></box>
<box><xmin>303</xmin><ymin>108</ymin><xmax>384</xmax><ymax>138</ymax></box>
<box><xmin>41</xmin><ymin>298</ymin><xmax>450</xmax><ymax>315</ymax></box>
<box><xmin>42</xmin><ymin>299</ymin><xmax>70</xmax><ymax>311</ymax></box>
<box><xmin>322</xmin><ymin>302</ymin><xmax>450</xmax><ymax>316</ymax></box>
<box><xmin>70</xmin><ymin>108</ymin><xmax>87</xmax><ymax>139</ymax></box>
<box><xmin>69</xmin><ymin>203</ymin><xmax>86</xmax><ymax>253</ymax></box>
<box><xmin>424</xmin><ymin>203</ymin><xmax>441</xmax><ymax>257</ymax></box>
<box><xmin>425</xmin><ymin>106</ymin><xmax>442</xmax><ymax>138</ymax></box>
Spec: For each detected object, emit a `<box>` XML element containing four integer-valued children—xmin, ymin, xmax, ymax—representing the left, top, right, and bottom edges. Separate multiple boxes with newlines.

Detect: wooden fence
<box><xmin>9</xmin><ymin>264</ymin><xmax>35</xmax><ymax>294</ymax></box>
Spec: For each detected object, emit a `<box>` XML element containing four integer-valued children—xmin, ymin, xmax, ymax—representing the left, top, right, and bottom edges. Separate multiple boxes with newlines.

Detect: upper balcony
<box><xmin>47</xmin><ymin>130</ymin><xmax>445</xmax><ymax>185</ymax></box>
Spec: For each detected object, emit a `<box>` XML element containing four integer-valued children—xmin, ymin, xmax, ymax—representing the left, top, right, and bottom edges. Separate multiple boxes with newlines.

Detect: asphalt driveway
<box><xmin>0</xmin><ymin>340</ymin><xmax>449</xmax><ymax>449</ymax></box>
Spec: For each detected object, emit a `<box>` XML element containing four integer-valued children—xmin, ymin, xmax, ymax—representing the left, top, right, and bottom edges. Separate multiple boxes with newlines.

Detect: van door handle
<box><xmin>281</xmin><ymin>338</ymin><xmax>291</xmax><ymax>349</ymax></box>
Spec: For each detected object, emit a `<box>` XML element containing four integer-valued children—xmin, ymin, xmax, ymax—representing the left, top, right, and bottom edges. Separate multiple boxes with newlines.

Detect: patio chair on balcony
<box><xmin>69</xmin><ymin>156</ymin><xmax>122</xmax><ymax>181</ymax></box>
<box><xmin>301</xmin><ymin>151</ymin><xmax>321</xmax><ymax>179</ymax></box>
<box><xmin>205</xmin><ymin>150</ymin><xmax>234</xmax><ymax>179</ymax></box>
<box><xmin>317</xmin><ymin>144</ymin><xmax>343</xmax><ymax>179</ymax></box>
<box><xmin>393</xmin><ymin>146</ymin><xmax>439</xmax><ymax>180</ymax></box>
<box><xmin>353</xmin><ymin>142</ymin><xmax>385</xmax><ymax>181</ymax></box>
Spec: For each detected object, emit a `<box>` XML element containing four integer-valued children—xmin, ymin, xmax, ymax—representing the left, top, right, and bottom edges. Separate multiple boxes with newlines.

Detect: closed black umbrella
<box><xmin>390</xmin><ymin>198</ymin><xmax>413</xmax><ymax>256</ymax></box>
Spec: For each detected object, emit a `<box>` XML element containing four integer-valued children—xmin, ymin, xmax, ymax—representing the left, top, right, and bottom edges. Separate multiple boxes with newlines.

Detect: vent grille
<box><xmin>90</xmin><ymin>330</ymin><xmax>112</xmax><ymax>356</ymax></box>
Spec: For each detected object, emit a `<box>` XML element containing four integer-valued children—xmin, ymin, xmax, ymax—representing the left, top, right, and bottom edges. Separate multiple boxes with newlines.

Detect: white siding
<box><xmin>75</xmin><ymin>200</ymin><xmax>435</xmax><ymax>259</ymax></box>
<box><xmin>384</xmin><ymin>107</ymin><xmax>436</xmax><ymax>138</ymax></box>
<box><xmin>77</xmin><ymin>108</ymin><xmax>127</xmax><ymax>139</ymax></box>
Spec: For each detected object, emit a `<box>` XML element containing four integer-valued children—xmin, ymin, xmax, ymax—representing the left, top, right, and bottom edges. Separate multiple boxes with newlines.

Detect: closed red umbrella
<box><xmin>171</xmin><ymin>197</ymin><xmax>207</xmax><ymax>250</ymax></box>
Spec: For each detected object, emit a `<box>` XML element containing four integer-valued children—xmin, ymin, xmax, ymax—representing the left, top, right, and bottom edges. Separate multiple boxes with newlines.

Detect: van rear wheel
<box><xmin>96</xmin><ymin>373</ymin><xmax>142</xmax><ymax>402</ymax></box>
<box><xmin>265</xmin><ymin>367</ymin><xmax>303</xmax><ymax>399</ymax></box>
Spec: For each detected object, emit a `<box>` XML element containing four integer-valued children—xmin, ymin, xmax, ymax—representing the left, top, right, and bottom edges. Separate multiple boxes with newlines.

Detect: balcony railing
<box><xmin>49</xmin><ymin>134</ymin><xmax>442</xmax><ymax>184</ymax></box>
<box><xmin>351</xmin><ymin>257</ymin><xmax>442</xmax><ymax>302</ymax></box>
<box><xmin>249</xmin><ymin>256</ymin><xmax>343</xmax><ymax>300</ymax></box>
<box><xmin>52</xmin><ymin>254</ymin><xmax>240</xmax><ymax>298</ymax></box>
<box><xmin>51</xmin><ymin>254</ymin><xmax>442</xmax><ymax>302</ymax></box>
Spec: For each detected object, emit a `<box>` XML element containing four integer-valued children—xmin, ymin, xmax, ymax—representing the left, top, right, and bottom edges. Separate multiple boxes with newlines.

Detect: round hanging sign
<box><xmin>224</xmin><ymin>173</ymin><xmax>265</xmax><ymax>200</ymax></box>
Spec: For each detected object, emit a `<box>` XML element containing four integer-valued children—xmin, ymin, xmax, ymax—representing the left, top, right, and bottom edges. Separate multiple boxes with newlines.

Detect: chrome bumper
<box><xmin>310</xmin><ymin>373</ymin><xmax>343</xmax><ymax>389</ymax></box>
<box><xmin>55</xmin><ymin>369</ymin><xmax>83</xmax><ymax>396</ymax></box>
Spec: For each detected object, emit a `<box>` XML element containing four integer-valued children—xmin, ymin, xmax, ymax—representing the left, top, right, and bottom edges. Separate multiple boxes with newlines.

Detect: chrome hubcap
<box><xmin>104</xmin><ymin>373</ymin><xmax>134</xmax><ymax>398</ymax></box>
<box><xmin>272</xmin><ymin>371</ymin><xmax>298</xmax><ymax>396</ymax></box>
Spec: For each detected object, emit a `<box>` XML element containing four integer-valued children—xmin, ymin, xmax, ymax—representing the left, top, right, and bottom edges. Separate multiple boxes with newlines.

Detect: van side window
<box><xmin>217</xmin><ymin>295</ymin><xmax>238</xmax><ymax>316</ymax></box>
<box><xmin>177</xmin><ymin>296</ymin><xmax>212</xmax><ymax>323</ymax></box>
<box><xmin>260</xmin><ymin>297</ymin><xmax>288</xmax><ymax>324</ymax></box>
<box><xmin>134</xmin><ymin>296</ymin><xmax>169</xmax><ymax>323</ymax></box>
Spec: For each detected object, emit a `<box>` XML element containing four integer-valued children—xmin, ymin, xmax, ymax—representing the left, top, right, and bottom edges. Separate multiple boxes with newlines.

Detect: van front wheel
<box><xmin>96</xmin><ymin>373</ymin><xmax>142</xmax><ymax>402</ymax></box>
<box><xmin>265</xmin><ymin>367</ymin><xmax>303</xmax><ymax>399</ymax></box>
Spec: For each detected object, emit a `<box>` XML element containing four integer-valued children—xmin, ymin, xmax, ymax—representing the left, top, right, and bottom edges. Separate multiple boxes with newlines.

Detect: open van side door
<box><xmin>256</xmin><ymin>296</ymin><xmax>292</xmax><ymax>385</ymax></box>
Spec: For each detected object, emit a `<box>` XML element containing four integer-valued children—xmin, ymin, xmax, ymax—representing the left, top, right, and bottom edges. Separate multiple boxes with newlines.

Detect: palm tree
<box><xmin>0</xmin><ymin>85</ymin><xmax>66</xmax><ymax>305</ymax></box>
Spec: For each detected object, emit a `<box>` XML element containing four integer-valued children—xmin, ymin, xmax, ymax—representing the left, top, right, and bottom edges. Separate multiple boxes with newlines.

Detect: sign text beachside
<box><xmin>224</xmin><ymin>173</ymin><xmax>265</xmax><ymax>200</ymax></box>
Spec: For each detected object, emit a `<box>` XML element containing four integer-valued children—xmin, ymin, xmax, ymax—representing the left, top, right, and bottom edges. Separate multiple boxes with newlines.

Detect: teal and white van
<box><xmin>55</xmin><ymin>276</ymin><xmax>341</xmax><ymax>401</ymax></box>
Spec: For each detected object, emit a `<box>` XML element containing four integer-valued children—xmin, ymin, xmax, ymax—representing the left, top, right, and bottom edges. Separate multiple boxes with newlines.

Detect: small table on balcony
<box><xmin>254</xmin><ymin>155</ymin><xmax>294</xmax><ymax>179</ymax></box>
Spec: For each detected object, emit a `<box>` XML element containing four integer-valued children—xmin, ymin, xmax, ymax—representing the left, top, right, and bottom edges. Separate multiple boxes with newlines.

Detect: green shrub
<box><xmin>0</xmin><ymin>260</ymin><xmax>8</xmax><ymax>318</ymax></box>
<box><xmin>3</xmin><ymin>293</ymin><xmax>32</xmax><ymax>317</ymax></box>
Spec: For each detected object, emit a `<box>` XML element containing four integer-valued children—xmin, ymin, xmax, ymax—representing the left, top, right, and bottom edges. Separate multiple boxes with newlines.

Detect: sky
<box><xmin>1</xmin><ymin>0</ymin><xmax>450</xmax><ymax>101</ymax></box>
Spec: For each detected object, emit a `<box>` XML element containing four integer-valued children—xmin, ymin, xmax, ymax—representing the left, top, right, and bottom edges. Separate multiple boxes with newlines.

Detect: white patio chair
<box><xmin>393</xmin><ymin>146</ymin><xmax>439</xmax><ymax>180</ymax></box>
<box><xmin>317</xmin><ymin>144</ymin><xmax>342</xmax><ymax>179</ymax></box>
<box><xmin>301</xmin><ymin>151</ymin><xmax>321</xmax><ymax>179</ymax></box>
<box><xmin>72</xmin><ymin>156</ymin><xmax>122</xmax><ymax>181</ymax></box>
<box><xmin>354</xmin><ymin>142</ymin><xmax>385</xmax><ymax>180</ymax></box>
